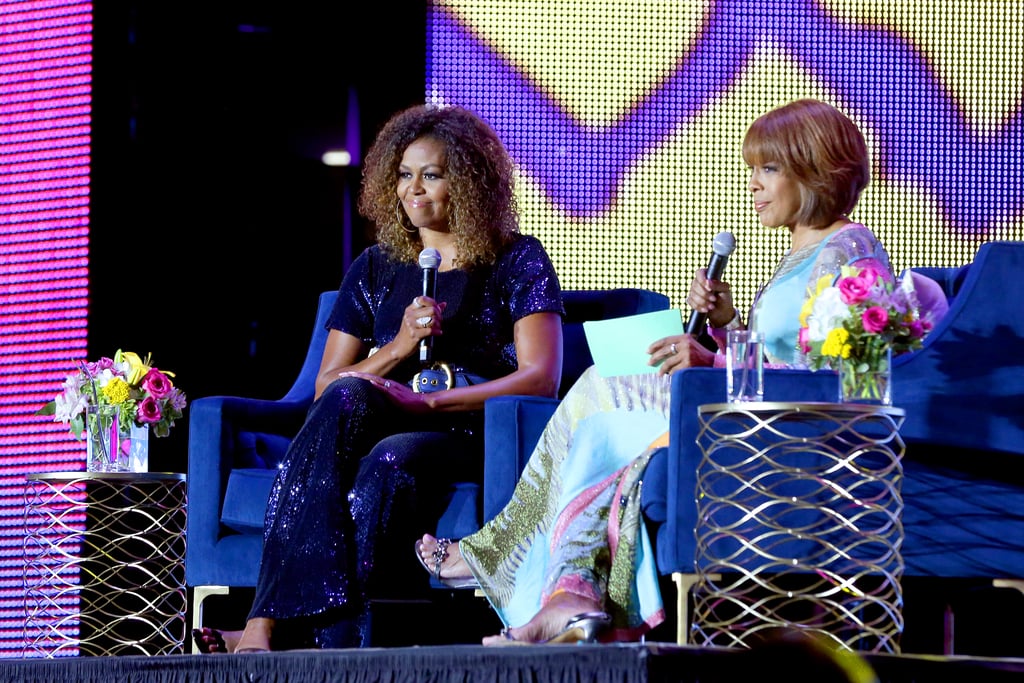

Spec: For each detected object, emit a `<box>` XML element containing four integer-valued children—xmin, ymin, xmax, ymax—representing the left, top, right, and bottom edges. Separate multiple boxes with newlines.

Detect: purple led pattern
<box><xmin>429</xmin><ymin>0</ymin><xmax>1023</xmax><ymax>235</ymax></box>
<box><xmin>1</xmin><ymin>1</ymin><xmax>93</xmax><ymax>657</ymax></box>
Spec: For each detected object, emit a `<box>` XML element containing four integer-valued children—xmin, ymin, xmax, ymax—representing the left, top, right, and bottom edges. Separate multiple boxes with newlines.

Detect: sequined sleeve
<box><xmin>498</xmin><ymin>234</ymin><xmax>565</xmax><ymax>321</ymax></box>
<box><xmin>809</xmin><ymin>224</ymin><xmax>895</xmax><ymax>285</ymax></box>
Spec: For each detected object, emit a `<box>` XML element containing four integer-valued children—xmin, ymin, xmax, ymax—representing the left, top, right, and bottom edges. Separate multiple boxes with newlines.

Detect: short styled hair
<box><xmin>742</xmin><ymin>99</ymin><xmax>870</xmax><ymax>229</ymax></box>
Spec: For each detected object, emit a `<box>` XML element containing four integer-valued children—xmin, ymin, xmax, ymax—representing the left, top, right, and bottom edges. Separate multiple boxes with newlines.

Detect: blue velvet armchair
<box><xmin>482</xmin><ymin>240</ymin><xmax>1024</xmax><ymax>649</ymax></box>
<box><xmin>184</xmin><ymin>287</ymin><xmax>671</xmax><ymax>642</ymax></box>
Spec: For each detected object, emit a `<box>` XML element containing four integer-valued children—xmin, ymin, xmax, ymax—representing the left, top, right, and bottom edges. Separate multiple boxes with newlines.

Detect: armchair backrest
<box><xmin>896</xmin><ymin>240</ymin><xmax>1024</xmax><ymax>454</ymax></box>
<box><xmin>560</xmin><ymin>289</ymin><xmax>672</xmax><ymax>397</ymax></box>
<box><xmin>279</xmin><ymin>288</ymin><xmax>673</xmax><ymax>404</ymax></box>
<box><xmin>280</xmin><ymin>290</ymin><xmax>338</xmax><ymax>404</ymax></box>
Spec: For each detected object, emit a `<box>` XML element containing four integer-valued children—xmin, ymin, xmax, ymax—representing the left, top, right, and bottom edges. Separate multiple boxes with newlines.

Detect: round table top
<box><xmin>698</xmin><ymin>401</ymin><xmax>905</xmax><ymax>418</ymax></box>
<box><xmin>26</xmin><ymin>471</ymin><xmax>186</xmax><ymax>482</ymax></box>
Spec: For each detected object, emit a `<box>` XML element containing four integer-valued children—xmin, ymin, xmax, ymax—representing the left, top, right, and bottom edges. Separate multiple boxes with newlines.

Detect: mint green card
<box><xmin>583</xmin><ymin>308</ymin><xmax>684</xmax><ymax>377</ymax></box>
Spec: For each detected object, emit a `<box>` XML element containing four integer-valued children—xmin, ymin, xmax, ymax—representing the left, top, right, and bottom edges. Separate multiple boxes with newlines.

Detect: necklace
<box><xmin>770</xmin><ymin>242</ymin><xmax>818</xmax><ymax>283</ymax></box>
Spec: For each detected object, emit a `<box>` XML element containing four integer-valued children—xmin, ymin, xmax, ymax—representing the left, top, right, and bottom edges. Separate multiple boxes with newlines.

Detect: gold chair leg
<box><xmin>672</xmin><ymin>572</ymin><xmax>699</xmax><ymax>645</ymax></box>
<box><xmin>190</xmin><ymin>585</ymin><xmax>230</xmax><ymax>654</ymax></box>
<box><xmin>941</xmin><ymin>579</ymin><xmax>1023</xmax><ymax>655</ymax></box>
<box><xmin>993</xmin><ymin>578</ymin><xmax>1024</xmax><ymax>596</ymax></box>
<box><xmin>672</xmin><ymin>571</ymin><xmax>721</xmax><ymax>645</ymax></box>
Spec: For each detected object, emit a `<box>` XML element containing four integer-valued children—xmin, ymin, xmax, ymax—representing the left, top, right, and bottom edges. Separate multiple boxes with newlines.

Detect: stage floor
<box><xmin>1</xmin><ymin>642</ymin><xmax>1022</xmax><ymax>683</ymax></box>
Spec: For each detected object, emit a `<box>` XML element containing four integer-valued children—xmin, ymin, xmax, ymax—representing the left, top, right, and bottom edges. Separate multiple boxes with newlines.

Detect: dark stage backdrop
<box><xmin>1</xmin><ymin>0</ymin><xmax>1022</xmax><ymax>660</ymax></box>
<box><xmin>1</xmin><ymin>1</ymin><xmax>427</xmax><ymax>658</ymax></box>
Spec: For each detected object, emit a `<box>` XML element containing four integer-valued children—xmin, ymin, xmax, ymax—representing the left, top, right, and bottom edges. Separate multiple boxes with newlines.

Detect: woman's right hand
<box><xmin>395</xmin><ymin>295</ymin><xmax>446</xmax><ymax>359</ymax></box>
<box><xmin>687</xmin><ymin>267</ymin><xmax>736</xmax><ymax>329</ymax></box>
<box><xmin>314</xmin><ymin>296</ymin><xmax>446</xmax><ymax>400</ymax></box>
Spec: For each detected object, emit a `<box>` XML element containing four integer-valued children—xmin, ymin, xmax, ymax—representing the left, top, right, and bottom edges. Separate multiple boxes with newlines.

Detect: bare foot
<box><xmin>233</xmin><ymin>617</ymin><xmax>274</xmax><ymax>653</ymax></box>
<box><xmin>192</xmin><ymin>626</ymin><xmax>243</xmax><ymax>654</ymax></box>
<box><xmin>417</xmin><ymin>533</ymin><xmax>473</xmax><ymax>581</ymax></box>
<box><xmin>482</xmin><ymin>591</ymin><xmax>604</xmax><ymax>645</ymax></box>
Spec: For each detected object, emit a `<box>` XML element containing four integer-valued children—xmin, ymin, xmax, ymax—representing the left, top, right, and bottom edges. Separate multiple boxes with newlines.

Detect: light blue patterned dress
<box><xmin>460</xmin><ymin>223</ymin><xmax>893</xmax><ymax>640</ymax></box>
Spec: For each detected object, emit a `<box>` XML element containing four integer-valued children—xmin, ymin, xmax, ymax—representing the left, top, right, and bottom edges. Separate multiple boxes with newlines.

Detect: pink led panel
<box><xmin>0</xmin><ymin>0</ymin><xmax>93</xmax><ymax>657</ymax></box>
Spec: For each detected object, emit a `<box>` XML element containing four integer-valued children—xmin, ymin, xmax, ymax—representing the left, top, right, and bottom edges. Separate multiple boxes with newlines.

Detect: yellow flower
<box><xmin>821</xmin><ymin>327</ymin><xmax>851</xmax><ymax>358</ymax></box>
<box><xmin>102</xmin><ymin>377</ymin><xmax>131</xmax><ymax>404</ymax></box>
<box><xmin>121</xmin><ymin>350</ymin><xmax>151</xmax><ymax>386</ymax></box>
<box><xmin>815</xmin><ymin>274</ymin><xmax>835</xmax><ymax>295</ymax></box>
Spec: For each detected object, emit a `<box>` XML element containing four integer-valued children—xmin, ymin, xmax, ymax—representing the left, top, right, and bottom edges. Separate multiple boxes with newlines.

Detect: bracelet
<box><xmin>710</xmin><ymin>308</ymin><xmax>743</xmax><ymax>331</ymax></box>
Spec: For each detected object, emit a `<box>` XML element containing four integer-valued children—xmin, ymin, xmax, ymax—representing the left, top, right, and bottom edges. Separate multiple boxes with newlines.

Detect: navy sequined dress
<box><xmin>247</xmin><ymin>234</ymin><xmax>563</xmax><ymax>648</ymax></box>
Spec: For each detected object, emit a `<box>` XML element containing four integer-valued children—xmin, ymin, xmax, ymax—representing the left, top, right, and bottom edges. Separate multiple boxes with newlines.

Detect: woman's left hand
<box><xmin>647</xmin><ymin>334</ymin><xmax>716</xmax><ymax>375</ymax></box>
<box><xmin>336</xmin><ymin>371</ymin><xmax>432</xmax><ymax>413</ymax></box>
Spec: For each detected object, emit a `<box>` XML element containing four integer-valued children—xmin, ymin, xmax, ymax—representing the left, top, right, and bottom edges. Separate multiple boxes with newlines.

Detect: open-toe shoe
<box><xmin>497</xmin><ymin>611</ymin><xmax>612</xmax><ymax>646</ymax></box>
<box><xmin>546</xmin><ymin>611</ymin><xmax>611</xmax><ymax>644</ymax></box>
<box><xmin>414</xmin><ymin>538</ymin><xmax>479</xmax><ymax>589</ymax></box>
<box><xmin>191</xmin><ymin>627</ymin><xmax>226</xmax><ymax>654</ymax></box>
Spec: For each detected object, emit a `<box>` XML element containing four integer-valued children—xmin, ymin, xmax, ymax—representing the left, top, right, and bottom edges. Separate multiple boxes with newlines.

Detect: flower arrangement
<box><xmin>37</xmin><ymin>349</ymin><xmax>187</xmax><ymax>438</ymax></box>
<box><xmin>799</xmin><ymin>265</ymin><xmax>931</xmax><ymax>402</ymax></box>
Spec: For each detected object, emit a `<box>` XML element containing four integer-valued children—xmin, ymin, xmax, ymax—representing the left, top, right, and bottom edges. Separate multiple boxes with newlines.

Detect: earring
<box><xmin>395</xmin><ymin>200</ymin><xmax>417</xmax><ymax>234</ymax></box>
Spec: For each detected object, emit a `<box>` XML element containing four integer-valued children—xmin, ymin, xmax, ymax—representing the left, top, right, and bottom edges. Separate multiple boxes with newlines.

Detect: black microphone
<box><xmin>685</xmin><ymin>231</ymin><xmax>737</xmax><ymax>334</ymax></box>
<box><xmin>419</xmin><ymin>247</ymin><xmax>442</xmax><ymax>364</ymax></box>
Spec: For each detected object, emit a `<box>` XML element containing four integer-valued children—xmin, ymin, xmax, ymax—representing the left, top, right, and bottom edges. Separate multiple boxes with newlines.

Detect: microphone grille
<box><xmin>712</xmin><ymin>231</ymin><xmax>736</xmax><ymax>256</ymax></box>
<box><xmin>418</xmin><ymin>248</ymin><xmax>442</xmax><ymax>269</ymax></box>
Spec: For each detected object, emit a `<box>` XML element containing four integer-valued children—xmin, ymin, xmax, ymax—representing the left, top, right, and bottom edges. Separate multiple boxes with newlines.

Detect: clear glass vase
<box><xmin>86</xmin><ymin>404</ymin><xmax>128</xmax><ymax>472</ymax></box>
<box><xmin>838</xmin><ymin>347</ymin><xmax>893</xmax><ymax>405</ymax></box>
<box><xmin>123</xmin><ymin>422</ymin><xmax>150</xmax><ymax>472</ymax></box>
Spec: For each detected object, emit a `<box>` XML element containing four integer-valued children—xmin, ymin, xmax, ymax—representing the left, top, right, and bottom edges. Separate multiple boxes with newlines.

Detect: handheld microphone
<box><xmin>418</xmin><ymin>247</ymin><xmax>442</xmax><ymax>364</ymax></box>
<box><xmin>685</xmin><ymin>231</ymin><xmax>737</xmax><ymax>334</ymax></box>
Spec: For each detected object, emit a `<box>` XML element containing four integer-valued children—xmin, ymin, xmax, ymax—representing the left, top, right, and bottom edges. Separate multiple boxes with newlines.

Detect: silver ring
<box><xmin>416</xmin><ymin>316</ymin><xmax>433</xmax><ymax>328</ymax></box>
<box><xmin>670</xmin><ymin>342</ymin><xmax>678</xmax><ymax>355</ymax></box>
<box><xmin>500</xmin><ymin>628</ymin><xmax>514</xmax><ymax>640</ymax></box>
<box><xmin>384</xmin><ymin>380</ymin><xmax>391</xmax><ymax>389</ymax></box>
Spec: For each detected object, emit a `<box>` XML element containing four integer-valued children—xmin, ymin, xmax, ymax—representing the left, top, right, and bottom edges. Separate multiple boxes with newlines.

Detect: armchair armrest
<box><xmin>185</xmin><ymin>394</ymin><xmax>309</xmax><ymax>587</ymax></box>
<box><xmin>662</xmin><ymin>368</ymin><xmax>839</xmax><ymax>574</ymax></box>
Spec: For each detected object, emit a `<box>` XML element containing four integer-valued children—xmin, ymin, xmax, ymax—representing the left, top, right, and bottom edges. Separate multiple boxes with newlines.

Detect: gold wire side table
<box><xmin>23</xmin><ymin>472</ymin><xmax>187</xmax><ymax>657</ymax></box>
<box><xmin>692</xmin><ymin>402</ymin><xmax>906</xmax><ymax>653</ymax></box>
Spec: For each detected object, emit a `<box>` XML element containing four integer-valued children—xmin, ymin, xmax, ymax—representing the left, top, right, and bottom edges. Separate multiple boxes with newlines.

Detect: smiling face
<box><xmin>397</xmin><ymin>136</ymin><xmax>451</xmax><ymax>233</ymax></box>
<box><xmin>748</xmin><ymin>162</ymin><xmax>804</xmax><ymax>229</ymax></box>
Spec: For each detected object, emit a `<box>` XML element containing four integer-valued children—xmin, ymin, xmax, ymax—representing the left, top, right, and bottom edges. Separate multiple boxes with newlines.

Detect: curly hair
<box><xmin>742</xmin><ymin>99</ymin><xmax>870</xmax><ymax>229</ymax></box>
<box><xmin>358</xmin><ymin>104</ymin><xmax>520</xmax><ymax>268</ymax></box>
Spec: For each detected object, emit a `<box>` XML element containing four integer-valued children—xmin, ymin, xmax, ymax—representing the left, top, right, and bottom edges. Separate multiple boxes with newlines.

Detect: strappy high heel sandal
<box><xmin>414</xmin><ymin>538</ymin><xmax>479</xmax><ymax>589</ymax></box>
<box><xmin>191</xmin><ymin>627</ymin><xmax>226</xmax><ymax>654</ymax></box>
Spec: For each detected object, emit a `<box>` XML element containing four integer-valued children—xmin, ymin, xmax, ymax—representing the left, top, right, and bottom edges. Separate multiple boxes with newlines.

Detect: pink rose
<box><xmin>862</xmin><ymin>306</ymin><xmax>889</xmax><ymax>333</ymax></box>
<box><xmin>857</xmin><ymin>266</ymin><xmax>883</xmax><ymax>288</ymax></box>
<box><xmin>838</xmin><ymin>274</ymin><xmax>874</xmax><ymax>305</ymax></box>
<box><xmin>798</xmin><ymin>326</ymin><xmax>811</xmax><ymax>353</ymax></box>
<box><xmin>136</xmin><ymin>396</ymin><xmax>163</xmax><ymax>423</ymax></box>
<box><xmin>142</xmin><ymin>369</ymin><xmax>173</xmax><ymax>399</ymax></box>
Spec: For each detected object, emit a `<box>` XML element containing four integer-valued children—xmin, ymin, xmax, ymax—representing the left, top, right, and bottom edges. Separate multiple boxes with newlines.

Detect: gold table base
<box><xmin>24</xmin><ymin>472</ymin><xmax>187</xmax><ymax>657</ymax></box>
<box><xmin>692</xmin><ymin>402</ymin><xmax>905</xmax><ymax>653</ymax></box>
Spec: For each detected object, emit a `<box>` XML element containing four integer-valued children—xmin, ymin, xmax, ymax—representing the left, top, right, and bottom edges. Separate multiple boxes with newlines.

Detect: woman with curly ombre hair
<box><xmin>206</xmin><ymin>104</ymin><xmax>564</xmax><ymax>653</ymax></box>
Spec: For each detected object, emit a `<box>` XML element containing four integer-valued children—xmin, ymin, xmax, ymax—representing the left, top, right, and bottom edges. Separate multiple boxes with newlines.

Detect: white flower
<box><xmin>806</xmin><ymin>288</ymin><xmax>851</xmax><ymax>342</ymax></box>
<box><xmin>53</xmin><ymin>380</ymin><xmax>87</xmax><ymax>423</ymax></box>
